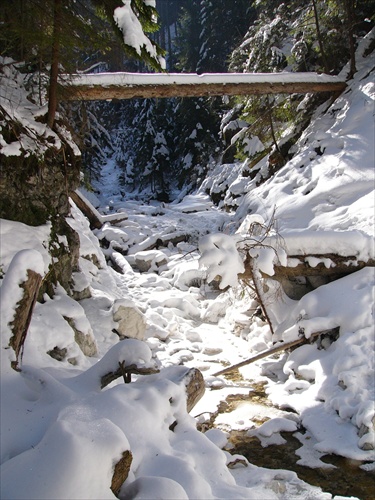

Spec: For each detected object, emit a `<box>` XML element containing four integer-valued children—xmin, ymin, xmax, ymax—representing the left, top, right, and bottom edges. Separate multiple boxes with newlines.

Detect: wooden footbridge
<box><xmin>63</xmin><ymin>72</ymin><xmax>347</xmax><ymax>101</ymax></box>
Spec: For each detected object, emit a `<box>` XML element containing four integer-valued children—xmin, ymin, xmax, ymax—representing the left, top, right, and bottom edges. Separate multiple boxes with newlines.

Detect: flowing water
<box><xmin>206</xmin><ymin>379</ymin><xmax>375</xmax><ymax>500</ymax></box>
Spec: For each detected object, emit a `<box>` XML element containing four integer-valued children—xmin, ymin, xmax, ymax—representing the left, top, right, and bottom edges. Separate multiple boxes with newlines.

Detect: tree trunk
<box><xmin>47</xmin><ymin>0</ymin><xmax>62</xmax><ymax>129</ymax></box>
<box><xmin>311</xmin><ymin>0</ymin><xmax>330</xmax><ymax>74</ymax></box>
<box><xmin>344</xmin><ymin>0</ymin><xmax>357</xmax><ymax>79</ymax></box>
<box><xmin>70</xmin><ymin>190</ymin><xmax>128</xmax><ymax>229</ymax></box>
<box><xmin>261</xmin><ymin>254</ymin><xmax>375</xmax><ymax>280</ymax></box>
<box><xmin>181</xmin><ymin>367</ymin><xmax>205</xmax><ymax>413</ymax></box>
<box><xmin>64</xmin><ymin>77</ymin><xmax>347</xmax><ymax>101</ymax></box>
<box><xmin>267</xmin><ymin>96</ymin><xmax>282</xmax><ymax>157</ymax></box>
<box><xmin>70</xmin><ymin>191</ymin><xmax>103</xmax><ymax>230</ymax></box>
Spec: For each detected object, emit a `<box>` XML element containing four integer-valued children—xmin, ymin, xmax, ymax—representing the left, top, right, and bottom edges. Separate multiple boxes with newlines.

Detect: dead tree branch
<box><xmin>213</xmin><ymin>327</ymin><xmax>340</xmax><ymax>377</ymax></box>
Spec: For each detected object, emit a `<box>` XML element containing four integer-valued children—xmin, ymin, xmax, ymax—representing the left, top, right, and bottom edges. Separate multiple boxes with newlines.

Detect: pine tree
<box><xmin>197</xmin><ymin>0</ymin><xmax>255</xmax><ymax>73</ymax></box>
<box><xmin>173</xmin><ymin>0</ymin><xmax>202</xmax><ymax>72</ymax></box>
<box><xmin>0</xmin><ymin>0</ymin><xmax>165</xmax><ymax>128</ymax></box>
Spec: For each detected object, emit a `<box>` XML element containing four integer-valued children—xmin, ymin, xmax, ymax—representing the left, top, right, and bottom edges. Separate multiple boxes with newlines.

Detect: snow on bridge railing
<box><xmin>60</xmin><ymin>72</ymin><xmax>347</xmax><ymax>101</ymax></box>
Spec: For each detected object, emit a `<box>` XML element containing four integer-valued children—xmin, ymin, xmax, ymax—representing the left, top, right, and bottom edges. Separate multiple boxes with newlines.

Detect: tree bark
<box><xmin>64</xmin><ymin>79</ymin><xmax>347</xmax><ymax>101</ymax></box>
<box><xmin>70</xmin><ymin>191</ymin><xmax>103</xmax><ymax>230</ymax></box>
<box><xmin>111</xmin><ymin>450</ymin><xmax>132</xmax><ymax>497</ymax></box>
<box><xmin>311</xmin><ymin>0</ymin><xmax>330</xmax><ymax>74</ymax></box>
<box><xmin>9</xmin><ymin>270</ymin><xmax>43</xmax><ymax>370</ymax></box>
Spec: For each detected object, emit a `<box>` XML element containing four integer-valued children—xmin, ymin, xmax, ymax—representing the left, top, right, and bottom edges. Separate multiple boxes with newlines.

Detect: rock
<box><xmin>0</xmin><ymin>102</ymin><xmax>81</xmax><ymax>298</ymax></box>
<box><xmin>47</xmin><ymin>346</ymin><xmax>68</xmax><ymax>361</ymax></box>
<box><xmin>202</xmin><ymin>346</ymin><xmax>223</xmax><ymax>356</ymax></box>
<box><xmin>71</xmin><ymin>270</ymin><xmax>92</xmax><ymax>300</ymax></box>
<box><xmin>71</xmin><ymin>286</ymin><xmax>91</xmax><ymax>301</ymax></box>
<box><xmin>134</xmin><ymin>250</ymin><xmax>168</xmax><ymax>272</ymax></box>
<box><xmin>44</xmin><ymin>219</ymin><xmax>80</xmax><ymax>297</ymax></box>
<box><xmin>358</xmin><ymin>416</ymin><xmax>375</xmax><ymax>450</ymax></box>
<box><xmin>64</xmin><ymin>316</ymin><xmax>98</xmax><ymax>357</ymax></box>
<box><xmin>112</xmin><ymin>299</ymin><xmax>147</xmax><ymax>340</ymax></box>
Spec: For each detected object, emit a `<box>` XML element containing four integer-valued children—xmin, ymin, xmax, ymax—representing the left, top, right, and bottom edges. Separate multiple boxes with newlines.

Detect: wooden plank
<box><xmin>62</xmin><ymin>72</ymin><xmax>347</xmax><ymax>101</ymax></box>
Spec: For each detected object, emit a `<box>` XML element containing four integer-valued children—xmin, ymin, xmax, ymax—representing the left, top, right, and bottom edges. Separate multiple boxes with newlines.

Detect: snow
<box><xmin>69</xmin><ymin>70</ymin><xmax>346</xmax><ymax>88</ymax></box>
<box><xmin>1</xmin><ymin>34</ymin><xmax>375</xmax><ymax>500</ymax></box>
<box><xmin>0</xmin><ymin>58</ymin><xmax>80</xmax><ymax>159</ymax></box>
<box><xmin>199</xmin><ymin>232</ymin><xmax>245</xmax><ymax>289</ymax></box>
<box><xmin>114</xmin><ymin>0</ymin><xmax>165</xmax><ymax>70</ymax></box>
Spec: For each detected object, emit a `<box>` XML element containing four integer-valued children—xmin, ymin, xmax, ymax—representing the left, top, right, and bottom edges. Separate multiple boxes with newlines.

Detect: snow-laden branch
<box><xmin>199</xmin><ymin>233</ymin><xmax>245</xmax><ymax>289</ymax></box>
<box><xmin>114</xmin><ymin>0</ymin><xmax>165</xmax><ymax>70</ymax></box>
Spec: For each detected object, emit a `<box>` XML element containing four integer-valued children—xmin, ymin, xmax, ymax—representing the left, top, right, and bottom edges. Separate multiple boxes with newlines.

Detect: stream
<box><xmin>205</xmin><ymin>378</ymin><xmax>375</xmax><ymax>500</ymax></box>
<box><xmin>91</xmin><ymin>198</ymin><xmax>374</xmax><ymax>499</ymax></box>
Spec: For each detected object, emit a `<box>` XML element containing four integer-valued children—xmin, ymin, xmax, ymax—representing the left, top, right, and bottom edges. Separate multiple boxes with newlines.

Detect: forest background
<box><xmin>2</xmin><ymin>0</ymin><xmax>373</xmax><ymax>211</ymax></box>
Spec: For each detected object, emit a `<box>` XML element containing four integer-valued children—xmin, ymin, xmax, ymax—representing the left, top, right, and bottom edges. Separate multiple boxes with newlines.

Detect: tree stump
<box><xmin>181</xmin><ymin>367</ymin><xmax>205</xmax><ymax>413</ymax></box>
<box><xmin>111</xmin><ymin>450</ymin><xmax>133</xmax><ymax>497</ymax></box>
<box><xmin>8</xmin><ymin>269</ymin><xmax>43</xmax><ymax>370</ymax></box>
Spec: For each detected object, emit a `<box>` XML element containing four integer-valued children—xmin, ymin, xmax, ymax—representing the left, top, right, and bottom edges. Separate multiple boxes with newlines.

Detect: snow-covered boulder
<box><xmin>134</xmin><ymin>249</ymin><xmax>168</xmax><ymax>272</ymax></box>
<box><xmin>112</xmin><ymin>299</ymin><xmax>147</xmax><ymax>340</ymax></box>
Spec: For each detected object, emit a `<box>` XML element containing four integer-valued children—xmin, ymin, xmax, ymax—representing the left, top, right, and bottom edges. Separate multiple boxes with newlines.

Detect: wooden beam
<box><xmin>61</xmin><ymin>72</ymin><xmax>347</xmax><ymax>101</ymax></box>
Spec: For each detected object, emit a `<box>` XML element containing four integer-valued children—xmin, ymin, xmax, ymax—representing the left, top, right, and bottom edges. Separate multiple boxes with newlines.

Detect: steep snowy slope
<box><xmin>197</xmin><ymin>29</ymin><xmax>375</xmax><ymax>462</ymax></box>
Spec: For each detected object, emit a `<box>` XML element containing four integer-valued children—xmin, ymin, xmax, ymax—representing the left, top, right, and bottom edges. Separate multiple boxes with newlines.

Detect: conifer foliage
<box><xmin>0</xmin><ymin>0</ymin><xmax>164</xmax><ymax>128</ymax></box>
<box><xmin>4</xmin><ymin>1</ymin><xmax>372</xmax><ymax>203</ymax></box>
<box><xmin>73</xmin><ymin>0</ymin><xmax>374</xmax><ymax>202</ymax></box>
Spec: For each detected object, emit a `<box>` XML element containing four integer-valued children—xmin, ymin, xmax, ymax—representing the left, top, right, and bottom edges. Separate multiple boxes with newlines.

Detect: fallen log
<box><xmin>70</xmin><ymin>190</ymin><xmax>128</xmax><ymax>230</ymax></box>
<box><xmin>70</xmin><ymin>191</ymin><xmax>103</xmax><ymax>229</ymax></box>
<box><xmin>213</xmin><ymin>327</ymin><xmax>339</xmax><ymax>377</ymax></box>
<box><xmin>241</xmin><ymin>254</ymin><xmax>375</xmax><ymax>282</ymax></box>
<box><xmin>127</xmin><ymin>232</ymin><xmax>189</xmax><ymax>254</ymax></box>
<box><xmin>269</xmin><ymin>254</ymin><xmax>375</xmax><ymax>280</ymax></box>
<box><xmin>101</xmin><ymin>361</ymin><xmax>159</xmax><ymax>388</ymax></box>
<box><xmin>63</xmin><ymin>72</ymin><xmax>347</xmax><ymax>101</ymax></box>
<box><xmin>179</xmin><ymin>367</ymin><xmax>205</xmax><ymax>413</ymax></box>
<box><xmin>240</xmin><ymin>254</ymin><xmax>375</xmax><ymax>300</ymax></box>
<box><xmin>101</xmin><ymin>364</ymin><xmax>205</xmax><ymax>415</ymax></box>
<box><xmin>1</xmin><ymin>250</ymin><xmax>45</xmax><ymax>370</ymax></box>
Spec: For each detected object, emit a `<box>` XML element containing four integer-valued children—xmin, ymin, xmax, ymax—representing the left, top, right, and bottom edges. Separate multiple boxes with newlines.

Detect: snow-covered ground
<box><xmin>1</xmin><ymin>30</ymin><xmax>374</xmax><ymax>500</ymax></box>
<box><xmin>3</xmin><ymin>193</ymin><xmax>370</xmax><ymax>500</ymax></box>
